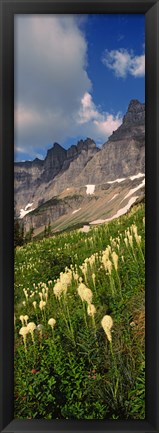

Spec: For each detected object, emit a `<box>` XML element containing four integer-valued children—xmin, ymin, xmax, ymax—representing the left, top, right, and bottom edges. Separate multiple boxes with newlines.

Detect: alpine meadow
<box><xmin>14</xmin><ymin>14</ymin><xmax>145</xmax><ymax>420</ymax></box>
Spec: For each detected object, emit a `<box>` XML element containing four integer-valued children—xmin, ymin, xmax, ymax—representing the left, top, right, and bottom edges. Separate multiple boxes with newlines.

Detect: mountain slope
<box><xmin>14</xmin><ymin>99</ymin><xmax>145</xmax><ymax>234</ymax></box>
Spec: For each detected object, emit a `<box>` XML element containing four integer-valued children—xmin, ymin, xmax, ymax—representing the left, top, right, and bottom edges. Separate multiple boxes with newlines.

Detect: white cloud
<box><xmin>77</xmin><ymin>92</ymin><xmax>122</xmax><ymax>140</ymax></box>
<box><xmin>14</xmin><ymin>15</ymin><xmax>123</xmax><ymax>158</ymax></box>
<box><xmin>14</xmin><ymin>15</ymin><xmax>91</xmax><ymax>155</ymax></box>
<box><xmin>102</xmin><ymin>48</ymin><xmax>145</xmax><ymax>78</ymax></box>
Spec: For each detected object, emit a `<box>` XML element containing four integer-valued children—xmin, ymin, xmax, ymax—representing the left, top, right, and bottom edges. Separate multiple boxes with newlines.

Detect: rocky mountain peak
<box><xmin>77</xmin><ymin>138</ymin><xmax>96</xmax><ymax>152</ymax></box>
<box><xmin>107</xmin><ymin>100</ymin><xmax>145</xmax><ymax>143</ymax></box>
<box><xmin>123</xmin><ymin>99</ymin><xmax>145</xmax><ymax>126</ymax></box>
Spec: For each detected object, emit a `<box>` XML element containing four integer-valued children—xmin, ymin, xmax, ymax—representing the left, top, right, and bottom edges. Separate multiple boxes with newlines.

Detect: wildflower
<box><xmin>24</xmin><ymin>315</ymin><xmax>29</xmax><ymax>325</ymax></box>
<box><xmin>32</xmin><ymin>301</ymin><xmax>37</xmax><ymax>309</ymax></box>
<box><xmin>53</xmin><ymin>282</ymin><xmax>67</xmax><ymax>299</ymax></box>
<box><xmin>48</xmin><ymin>318</ymin><xmax>56</xmax><ymax>329</ymax></box>
<box><xmin>101</xmin><ymin>315</ymin><xmax>113</xmax><ymax>342</ymax></box>
<box><xmin>87</xmin><ymin>304</ymin><xmax>96</xmax><ymax>317</ymax></box>
<box><xmin>31</xmin><ymin>369</ymin><xmax>37</xmax><ymax>374</ymax></box>
<box><xmin>39</xmin><ymin>300</ymin><xmax>46</xmax><ymax>310</ymax></box>
<box><xmin>27</xmin><ymin>322</ymin><xmax>36</xmax><ymax>343</ymax></box>
<box><xmin>19</xmin><ymin>315</ymin><xmax>25</xmax><ymax>326</ymax></box>
<box><xmin>83</xmin><ymin>287</ymin><xmax>93</xmax><ymax>305</ymax></box>
<box><xmin>19</xmin><ymin>326</ymin><xmax>29</xmax><ymax>351</ymax></box>
<box><xmin>135</xmin><ymin>234</ymin><xmax>141</xmax><ymax>245</ymax></box>
<box><xmin>106</xmin><ymin>259</ymin><xmax>112</xmax><ymax>275</ymax></box>
<box><xmin>124</xmin><ymin>237</ymin><xmax>128</xmax><ymax>247</ymax></box>
<box><xmin>77</xmin><ymin>283</ymin><xmax>87</xmax><ymax>301</ymax></box>
<box><xmin>22</xmin><ymin>301</ymin><xmax>26</xmax><ymax>306</ymax></box>
<box><xmin>112</xmin><ymin>251</ymin><xmax>118</xmax><ymax>271</ymax></box>
<box><xmin>128</xmin><ymin>235</ymin><xmax>133</xmax><ymax>247</ymax></box>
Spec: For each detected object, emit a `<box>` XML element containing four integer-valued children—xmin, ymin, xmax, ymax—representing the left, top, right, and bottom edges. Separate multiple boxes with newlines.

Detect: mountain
<box><xmin>14</xmin><ymin>99</ymin><xmax>145</xmax><ymax>235</ymax></box>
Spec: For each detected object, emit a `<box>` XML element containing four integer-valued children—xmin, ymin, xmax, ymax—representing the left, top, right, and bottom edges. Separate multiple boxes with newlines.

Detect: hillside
<box><xmin>14</xmin><ymin>203</ymin><xmax>145</xmax><ymax>420</ymax></box>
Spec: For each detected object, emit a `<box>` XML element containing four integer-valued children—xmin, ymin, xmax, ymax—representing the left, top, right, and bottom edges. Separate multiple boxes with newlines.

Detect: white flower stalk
<box><xmin>53</xmin><ymin>282</ymin><xmax>67</xmax><ymax>299</ymax></box>
<box><xmin>22</xmin><ymin>301</ymin><xmax>26</xmax><ymax>306</ymax></box>
<box><xmin>27</xmin><ymin>322</ymin><xmax>36</xmax><ymax>343</ymax></box>
<box><xmin>124</xmin><ymin>237</ymin><xmax>128</xmax><ymax>247</ymax></box>
<box><xmin>19</xmin><ymin>326</ymin><xmax>29</xmax><ymax>351</ymax></box>
<box><xmin>19</xmin><ymin>315</ymin><xmax>25</xmax><ymax>326</ymax></box>
<box><xmin>101</xmin><ymin>315</ymin><xmax>113</xmax><ymax>343</ymax></box>
<box><xmin>39</xmin><ymin>300</ymin><xmax>46</xmax><ymax>310</ymax></box>
<box><xmin>112</xmin><ymin>252</ymin><xmax>118</xmax><ymax>271</ymax></box>
<box><xmin>128</xmin><ymin>234</ymin><xmax>133</xmax><ymax>247</ymax></box>
<box><xmin>24</xmin><ymin>315</ymin><xmax>29</xmax><ymax>325</ymax></box>
<box><xmin>82</xmin><ymin>287</ymin><xmax>93</xmax><ymax>305</ymax></box>
<box><xmin>92</xmin><ymin>273</ymin><xmax>96</xmax><ymax>286</ymax></box>
<box><xmin>48</xmin><ymin>318</ymin><xmax>56</xmax><ymax>332</ymax></box>
<box><xmin>106</xmin><ymin>259</ymin><xmax>113</xmax><ymax>275</ymax></box>
<box><xmin>87</xmin><ymin>304</ymin><xmax>96</xmax><ymax>317</ymax></box>
<box><xmin>33</xmin><ymin>301</ymin><xmax>37</xmax><ymax>309</ymax></box>
<box><xmin>77</xmin><ymin>283</ymin><xmax>87</xmax><ymax>301</ymax></box>
<box><xmin>73</xmin><ymin>272</ymin><xmax>79</xmax><ymax>281</ymax></box>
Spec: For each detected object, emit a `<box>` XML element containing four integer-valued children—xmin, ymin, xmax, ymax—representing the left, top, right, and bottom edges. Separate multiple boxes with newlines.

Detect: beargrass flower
<box><xmin>101</xmin><ymin>315</ymin><xmax>113</xmax><ymax>342</ymax></box>
<box><xmin>39</xmin><ymin>300</ymin><xmax>46</xmax><ymax>310</ymax></box>
<box><xmin>87</xmin><ymin>304</ymin><xmax>96</xmax><ymax>317</ymax></box>
<box><xmin>83</xmin><ymin>287</ymin><xmax>93</xmax><ymax>304</ymax></box>
<box><xmin>19</xmin><ymin>326</ymin><xmax>29</xmax><ymax>351</ymax></box>
<box><xmin>48</xmin><ymin>318</ymin><xmax>56</xmax><ymax>330</ymax></box>
<box><xmin>33</xmin><ymin>301</ymin><xmax>37</xmax><ymax>309</ymax></box>
<box><xmin>112</xmin><ymin>252</ymin><xmax>118</xmax><ymax>271</ymax></box>
<box><xmin>24</xmin><ymin>315</ymin><xmax>29</xmax><ymax>325</ymax></box>
<box><xmin>27</xmin><ymin>322</ymin><xmax>36</xmax><ymax>343</ymax></box>
<box><xmin>19</xmin><ymin>315</ymin><xmax>25</xmax><ymax>326</ymax></box>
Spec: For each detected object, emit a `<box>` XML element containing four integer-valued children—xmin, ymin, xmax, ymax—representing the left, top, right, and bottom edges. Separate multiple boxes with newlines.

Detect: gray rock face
<box><xmin>14</xmin><ymin>138</ymin><xmax>99</xmax><ymax>215</ymax></box>
<box><xmin>14</xmin><ymin>100</ymin><xmax>145</xmax><ymax>224</ymax></box>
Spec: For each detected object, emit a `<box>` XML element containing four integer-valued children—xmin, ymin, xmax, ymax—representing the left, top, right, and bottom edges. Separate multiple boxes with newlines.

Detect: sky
<box><xmin>14</xmin><ymin>14</ymin><xmax>145</xmax><ymax>162</ymax></box>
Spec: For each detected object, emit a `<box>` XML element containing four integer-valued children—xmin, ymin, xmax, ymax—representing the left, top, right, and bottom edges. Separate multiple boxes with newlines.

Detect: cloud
<box><xmin>76</xmin><ymin>92</ymin><xmax>122</xmax><ymax>141</ymax></box>
<box><xmin>102</xmin><ymin>48</ymin><xmax>145</xmax><ymax>78</ymax></box>
<box><xmin>14</xmin><ymin>16</ymin><xmax>123</xmax><ymax>159</ymax></box>
<box><xmin>14</xmin><ymin>15</ymin><xmax>92</xmax><ymax>155</ymax></box>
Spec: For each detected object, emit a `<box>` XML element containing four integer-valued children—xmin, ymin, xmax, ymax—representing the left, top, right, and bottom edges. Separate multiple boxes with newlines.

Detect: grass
<box><xmin>14</xmin><ymin>203</ymin><xmax>145</xmax><ymax>420</ymax></box>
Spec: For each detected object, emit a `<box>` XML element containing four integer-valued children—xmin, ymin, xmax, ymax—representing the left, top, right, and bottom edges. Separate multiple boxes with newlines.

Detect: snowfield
<box><xmin>85</xmin><ymin>185</ymin><xmax>95</xmax><ymax>195</ymax></box>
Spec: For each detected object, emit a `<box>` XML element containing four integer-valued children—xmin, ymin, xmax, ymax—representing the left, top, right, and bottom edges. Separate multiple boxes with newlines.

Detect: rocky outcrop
<box><xmin>14</xmin><ymin>138</ymin><xmax>98</xmax><ymax>215</ymax></box>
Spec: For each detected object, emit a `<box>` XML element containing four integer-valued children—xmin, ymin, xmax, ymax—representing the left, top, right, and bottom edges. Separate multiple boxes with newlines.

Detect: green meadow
<box><xmin>14</xmin><ymin>203</ymin><xmax>145</xmax><ymax>420</ymax></box>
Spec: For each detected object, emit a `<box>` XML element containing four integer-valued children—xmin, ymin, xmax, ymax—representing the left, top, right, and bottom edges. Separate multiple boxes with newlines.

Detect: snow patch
<box><xmin>108</xmin><ymin>193</ymin><xmax>119</xmax><ymax>203</ymax></box>
<box><xmin>129</xmin><ymin>173</ymin><xmax>145</xmax><ymax>180</ymax></box>
<box><xmin>72</xmin><ymin>208</ymin><xmax>81</xmax><ymax>214</ymax></box>
<box><xmin>19</xmin><ymin>207</ymin><xmax>35</xmax><ymax>219</ymax></box>
<box><xmin>66</xmin><ymin>188</ymin><xmax>70</xmax><ymax>191</ymax></box>
<box><xmin>86</xmin><ymin>184</ymin><xmax>95</xmax><ymax>195</ymax></box>
<box><xmin>90</xmin><ymin>219</ymin><xmax>105</xmax><ymax>225</ymax></box>
<box><xmin>80</xmin><ymin>225</ymin><xmax>90</xmax><ymax>233</ymax></box>
<box><xmin>107</xmin><ymin>178</ymin><xmax>126</xmax><ymax>184</ymax></box>
<box><xmin>25</xmin><ymin>202</ymin><xmax>33</xmax><ymax>211</ymax></box>
<box><xmin>90</xmin><ymin>196</ymin><xmax>139</xmax><ymax>225</ymax></box>
<box><xmin>121</xmin><ymin>179</ymin><xmax>145</xmax><ymax>202</ymax></box>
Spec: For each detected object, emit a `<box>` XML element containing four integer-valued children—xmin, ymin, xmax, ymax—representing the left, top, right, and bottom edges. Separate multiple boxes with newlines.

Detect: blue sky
<box><xmin>14</xmin><ymin>14</ymin><xmax>145</xmax><ymax>161</ymax></box>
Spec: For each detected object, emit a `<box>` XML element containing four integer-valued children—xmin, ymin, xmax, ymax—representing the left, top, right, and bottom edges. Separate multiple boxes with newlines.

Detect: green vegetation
<box><xmin>14</xmin><ymin>203</ymin><xmax>145</xmax><ymax>420</ymax></box>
